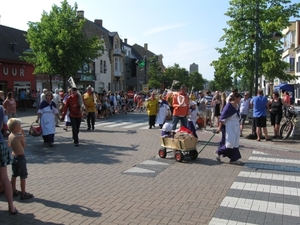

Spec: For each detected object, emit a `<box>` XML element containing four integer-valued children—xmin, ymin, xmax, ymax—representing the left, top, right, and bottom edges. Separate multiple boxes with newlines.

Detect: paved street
<box><xmin>0</xmin><ymin>108</ymin><xmax>299</xmax><ymax>225</ymax></box>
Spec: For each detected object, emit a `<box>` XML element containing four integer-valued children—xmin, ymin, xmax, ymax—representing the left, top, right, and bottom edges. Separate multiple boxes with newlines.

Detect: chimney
<box><xmin>144</xmin><ymin>43</ymin><xmax>148</xmax><ymax>50</ymax></box>
<box><xmin>124</xmin><ymin>38</ymin><xmax>127</xmax><ymax>44</ymax></box>
<box><xmin>77</xmin><ymin>10</ymin><xmax>84</xmax><ymax>18</ymax></box>
<box><xmin>94</xmin><ymin>19</ymin><xmax>103</xmax><ymax>27</ymax></box>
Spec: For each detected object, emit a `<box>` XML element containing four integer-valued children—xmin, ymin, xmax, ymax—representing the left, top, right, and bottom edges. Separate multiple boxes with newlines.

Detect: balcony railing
<box><xmin>113</xmin><ymin>48</ymin><xmax>122</xmax><ymax>55</ymax></box>
<box><xmin>114</xmin><ymin>71</ymin><xmax>122</xmax><ymax>77</ymax></box>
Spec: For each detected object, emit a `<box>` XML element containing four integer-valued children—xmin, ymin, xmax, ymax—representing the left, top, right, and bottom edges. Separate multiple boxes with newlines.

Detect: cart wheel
<box><xmin>189</xmin><ymin>149</ymin><xmax>198</xmax><ymax>160</ymax></box>
<box><xmin>174</xmin><ymin>151</ymin><xmax>184</xmax><ymax>162</ymax></box>
<box><xmin>158</xmin><ymin>147</ymin><xmax>167</xmax><ymax>158</ymax></box>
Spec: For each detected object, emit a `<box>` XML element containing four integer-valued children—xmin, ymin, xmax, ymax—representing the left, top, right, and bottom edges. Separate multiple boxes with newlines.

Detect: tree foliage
<box><xmin>147</xmin><ymin>56</ymin><xmax>164</xmax><ymax>89</ymax></box>
<box><xmin>21</xmin><ymin>0</ymin><xmax>104</xmax><ymax>91</ymax></box>
<box><xmin>212</xmin><ymin>0</ymin><xmax>300</xmax><ymax>95</ymax></box>
<box><xmin>148</xmin><ymin>63</ymin><xmax>205</xmax><ymax>92</ymax></box>
<box><xmin>187</xmin><ymin>71</ymin><xmax>205</xmax><ymax>91</ymax></box>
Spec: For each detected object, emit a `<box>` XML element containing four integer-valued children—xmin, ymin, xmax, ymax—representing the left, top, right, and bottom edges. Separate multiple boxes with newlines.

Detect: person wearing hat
<box><xmin>187</xmin><ymin>101</ymin><xmax>198</xmax><ymax>138</ymax></box>
<box><xmin>156</xmin><ymin>94</ymin><xmax>170</xmax><ymax>129</ymax></box>
<box><xmin>197</xmin><ymin>91</ymin><xmax>207</xmax><ymax>129</ymax></box>
<box><xmin>36</xmin><ymin>91</ymin><xmax>61</xmax><ymax>147</ymax></box>
<box><xmin>83</xmin><ymin>86</ymin><xmax>96</xmax><ymax>130</ymax></box>
<box><xmin>61</xmin><ymin>87</ymin><xmax>84</xmax><ymax>146</ymax></box>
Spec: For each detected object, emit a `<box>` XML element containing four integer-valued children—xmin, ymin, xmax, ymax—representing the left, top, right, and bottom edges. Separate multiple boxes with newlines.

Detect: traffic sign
<box><xmin>143</xmin><ymin>85</ymin><xmax>148</xmax><ymax>92</ymax></box>
<box><xmin>127</xmin><ymin>90</ymin><xmax>134</xmax><ymax>98</ymax></box>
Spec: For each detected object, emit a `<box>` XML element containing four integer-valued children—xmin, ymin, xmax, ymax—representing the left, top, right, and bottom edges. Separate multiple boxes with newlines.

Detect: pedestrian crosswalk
<box><xmin>79</xmin><ymin>120</ymin><xmax>148</xmax><ymax>130</ymax></box>
<box><xmin>81</xmin><ymin>119</ymin><xmax>175</xmax><ymax>130</ymax></box>
<box><xmin>209</xmin><ymin>150</ymin><xmax>300</xmax><ymax>225</ymax></box>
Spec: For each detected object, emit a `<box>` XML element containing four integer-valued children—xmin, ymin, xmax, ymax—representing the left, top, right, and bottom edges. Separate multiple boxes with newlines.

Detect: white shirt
<box><xmin>239</xmin><ymin>98</ymin><xmax>251</xmax><ymax>115</ymax></box>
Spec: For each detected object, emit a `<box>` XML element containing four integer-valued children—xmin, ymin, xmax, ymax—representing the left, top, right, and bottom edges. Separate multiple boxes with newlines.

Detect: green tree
<box><xmin>21</xmin><ymin>0</ymin><xmax>104</xmax><ymax>91</ymax></box>
<box><xmin>211</xmin><ymin>49</ymin><xmax>233</xmax><ymax>91</ymax></box>
<box><xmin>147</xmin><ymin>56</ymin><xmax>164</xmax><ymax>90</ymax></box>
<box><xmin>211</xmin><ymin>0</ymin><xmax>300</xmax><ymax>95</ymax></box>
<box><xmin>187</xmin><ymin>71</ymin><xmax>205</xmax><ymax>92</ymax></box>
<box><xmin>208</xmin><ymin>80</ymin><xmax>217</xmax><ymax>91</ymax></box>
<box><xmin>162</xmin><ymin>64</ymin><xmax>189</xmax><ymax>90</ymax></box>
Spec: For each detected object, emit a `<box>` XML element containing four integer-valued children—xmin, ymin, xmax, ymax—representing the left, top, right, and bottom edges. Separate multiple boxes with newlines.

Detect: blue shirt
<box><xmin>20</xmin><ymin>91</ymin><xmax>26</xmax><ymax>100</ymax></box>
<box><xmin>251</xmin><ymin>95</ymin><xmax>268</xmax><ymax>117</ymax></box>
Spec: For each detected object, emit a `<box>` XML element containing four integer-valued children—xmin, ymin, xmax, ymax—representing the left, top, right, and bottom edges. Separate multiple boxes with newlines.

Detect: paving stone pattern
<box><xmin>0</xmin><ymin>109</ymin><xmax>299</xmax><ymax>225</ymax></box>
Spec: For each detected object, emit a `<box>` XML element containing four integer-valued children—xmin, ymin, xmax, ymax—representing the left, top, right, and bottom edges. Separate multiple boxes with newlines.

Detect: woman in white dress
<box><xmin>215</xmin><ymin>92</ymin><xmax>242</xmax><ymax>164</ymax></box>
<box><xmin>63</xmin><ymin>89</ymin><xmax>72</xmax><ymax>131</ymax></box>
<box><xmin>36</xmin><ymin>92</ymin><xmax>60</xmax><ymax>147</ymax></box>
<box><xmin>156</xmin><ymin>95</ymin><xmax>170</xmax><ymax>129</ymax></box>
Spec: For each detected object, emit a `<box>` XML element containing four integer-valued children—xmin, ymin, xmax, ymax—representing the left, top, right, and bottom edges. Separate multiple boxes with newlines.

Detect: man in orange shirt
<box><xmin>171</xmin><ymin>85</ymin><xmax>189</xmax><ymax>130</ymax></box>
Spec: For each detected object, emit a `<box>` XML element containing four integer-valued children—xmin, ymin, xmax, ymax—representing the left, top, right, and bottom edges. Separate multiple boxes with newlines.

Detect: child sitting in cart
<box><xmin>161</xmin><ymin>123</ymin><xmax>173</xmax><ymax>137</ymax></box>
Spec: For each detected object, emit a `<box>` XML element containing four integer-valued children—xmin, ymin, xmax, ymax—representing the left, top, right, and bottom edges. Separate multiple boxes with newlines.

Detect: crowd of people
<box><xmin>0</xmin><ymin>84</ymin><xmax>294</xmax><ymax>215</ymax></box>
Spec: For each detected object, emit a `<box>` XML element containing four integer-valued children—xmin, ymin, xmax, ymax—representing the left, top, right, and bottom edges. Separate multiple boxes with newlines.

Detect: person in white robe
<box><xmin>156</xmin><ymin>95</ymin><xmax>170</xmax><ymax>129</ymax></box>
<box><xmin>36</xmin><ymin>92</ymin><xmax>60</xmax><ymax>147</ymax></box>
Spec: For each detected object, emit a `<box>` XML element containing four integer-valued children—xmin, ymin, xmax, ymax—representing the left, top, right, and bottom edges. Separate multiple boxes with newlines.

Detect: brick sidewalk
<box><xmin>0</xmin><ymin>109</ymin><xmax>299</xmax><ymax>224</ymax></box>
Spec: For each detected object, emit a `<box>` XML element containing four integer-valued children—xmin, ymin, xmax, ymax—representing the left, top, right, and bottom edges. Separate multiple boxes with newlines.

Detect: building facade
<box><xmin>1</xmin><ymin>10</ymin><xmax>165</xmax><ymax>97</ymax></box>
<box><xmin>0</xmin><ymin>25</ymin><xmax>36</xmax><ymax>106</ymax></box>
<box><xmin>280</xmin><ymin>21</ymin><xmax>300</xmax><ymax>104</ymax></box>
<box><xmin>189</xmin><ymin>63</ymin><xmax>199</xmax><ymax>73</ymax></box>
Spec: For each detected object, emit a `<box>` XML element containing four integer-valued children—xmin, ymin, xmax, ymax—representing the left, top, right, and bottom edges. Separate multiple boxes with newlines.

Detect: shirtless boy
<box><xmin>7</xmin><ymin>118</ymin><xmax>34</xmax><ymax>200</ymax></box>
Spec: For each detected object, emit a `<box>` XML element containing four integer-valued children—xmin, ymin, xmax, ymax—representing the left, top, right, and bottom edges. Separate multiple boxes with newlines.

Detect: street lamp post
<box><xmin>144</xmin><ymin>55</ymin><xmax>147</xmax><ymax>84</ymax></box>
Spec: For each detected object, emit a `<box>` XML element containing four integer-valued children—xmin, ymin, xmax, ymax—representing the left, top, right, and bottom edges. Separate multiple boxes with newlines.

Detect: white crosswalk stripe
<box><xmin>230</xmin><ymin>182</ymin><xmax>300</xmax><ymax>196</ymax></box>
<box><xmin>84</xmin><ymin>119</ymin><xmax>181</xmax><ymax>130</ymax></box>
<box><xmin>105</xmin><ymin>122</ymin><xmax>130</xmax><ymax>128</ymax></box>
<box><xmin>238</xmin><ymin>171</ymin><xmax>300</xmax><ymax>182</ymax></box>
<box><xmin>220</xmin><ymin>196</ymin><xmax>300</xmax><ymax>217</ymax></box>
<box><xmin>122</xmin><ymin>123</ymin><xmax>147</xmax><ymax>128</ymax></box>
<box><xmin>92</xmin><ymin>120</ymin><xmax>148</xmax><ymax>129</ymax></box>
<box><xmin>209</xmin><ymin>150</ymin><xmax>300</xmax><ymax>225</ymax></box>
<box><xmin>248</xmin><ymin>156</ymin><xmax>300</xmax><ymax>165</ymax></box>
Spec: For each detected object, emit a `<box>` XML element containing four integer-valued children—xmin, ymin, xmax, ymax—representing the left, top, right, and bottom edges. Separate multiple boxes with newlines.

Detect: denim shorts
<box><xmin>12</xmin><ymin>155</ymin><xmax>28</xmax><ymax>179</ymax></box>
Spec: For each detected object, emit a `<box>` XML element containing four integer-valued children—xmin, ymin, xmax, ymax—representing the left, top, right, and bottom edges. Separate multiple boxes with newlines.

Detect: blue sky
<box><xmin>0</xmin><ymin>0</ymin><xmax>298</xmax><ymax>81</ymax></box>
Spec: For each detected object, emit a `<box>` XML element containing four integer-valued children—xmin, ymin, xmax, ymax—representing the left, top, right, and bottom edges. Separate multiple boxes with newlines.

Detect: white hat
<box><xmin>162</xmin><ymin>123</ymin><xmax>172</xmax><ymax>132</ymax></box>
<box><xmin>190</xmin><ymin>101</ymin><xmax>196</xmax><ymax>106</ymax></box>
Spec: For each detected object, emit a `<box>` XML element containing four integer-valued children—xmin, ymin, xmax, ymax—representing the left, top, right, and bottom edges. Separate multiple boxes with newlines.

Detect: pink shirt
<box><xmin>3</xmin><ymin>98</ymin><xmax>17</xmax><ymax>113</ymax></box>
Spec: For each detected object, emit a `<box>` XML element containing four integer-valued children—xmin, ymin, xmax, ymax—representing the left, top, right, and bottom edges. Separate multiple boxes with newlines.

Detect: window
<box><xmin>14</xmin><ymin>82</ymin><xmax>31</xmax><ymax>101</ymax></box>
<box><xmin>114</xmin><ymin>58</ymin><xmax>122</xmax><ymax>73</ymax></box>
<box><xmin>104</xmin><ymin>61</ymin><xmax>107</xmax><ymax>73</ymax></box>
<box><xmin>78</xmin><ymin>62</ymin><xmax>95</xmax><ymax>75</ymax></box>
<box><xmin>100</xmin><ymin>60</ymin><xmax>103</xmax><ymax>73</ymax></box>
<box><xmin>114</xmin><ymin>58</ymin><xmax>118</xmax><ymax>72</ymax></box>
<box><xmin>89</xmin><ymin>62</ymin><xmax>95</xmax><ymax>75</ymax></box>
<box><xmin>290</xmin><ymin>58</ymin><xmax>295</xmax><ymax>72</ymax></box>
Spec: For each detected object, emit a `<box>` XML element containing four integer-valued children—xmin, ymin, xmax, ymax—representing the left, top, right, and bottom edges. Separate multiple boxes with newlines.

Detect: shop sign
<box><xmin>1</xmin><ymin>67</ymin><xmax>25</xmax><ymax>76</ymax></box>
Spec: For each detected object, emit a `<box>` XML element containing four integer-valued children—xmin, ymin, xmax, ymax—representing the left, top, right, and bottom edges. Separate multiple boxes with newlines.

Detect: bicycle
<box><xmin>279</xmin><ymin>107</ymin><xmax>299</xmax><ymax>140</ymax></box>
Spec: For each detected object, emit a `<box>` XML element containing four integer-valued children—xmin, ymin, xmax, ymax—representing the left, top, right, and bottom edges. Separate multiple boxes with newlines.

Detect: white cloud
<box><xmin>143</xmin><ymin>23</ymin><xmax>186</xmax><ymax>36</ymax></box>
